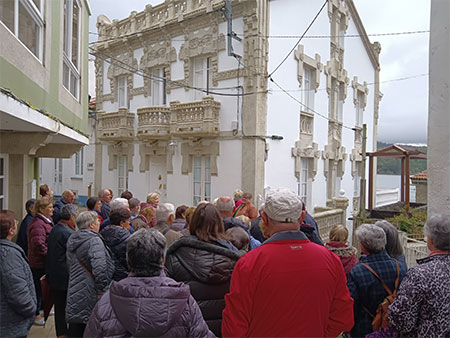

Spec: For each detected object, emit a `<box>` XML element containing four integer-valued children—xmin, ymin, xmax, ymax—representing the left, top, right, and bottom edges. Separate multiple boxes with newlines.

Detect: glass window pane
<box><xmin>72</xmin><ymin>1</ymin><xmax>79</xmax><ymax>68</ymax></box>
<box><xmin>194</xmin><ymin>167</ymin><xmax>201</xmax><ymax>181</ymax></box>
<box><xmin>0</xmin><ymin>158</ymin><xmax>4</xmax><ymax>176</ymax></box>
<box><xmin>0</xmin><ymin>0</ymin><xmax>15</xmax><ymax>33</ymax></box>
<box><xmin>194</xmin><ymin>182</ymin><xmax>201</xmax><ymax>195</ymax></box>
<box><xmin>70</xmin><ymin>72</ymin><xmax>77</xmax><ymax>97</ymax></box>
<box><xmin>19</xmin><ymin>2</ymin><xmax>39</xmax><ymax>58</ymax></box>
<box><xmin>205</xmin><ymin>183</ymin><xmax>211</xmax><ymax>199</ymax></box>
<box><xmin>194</xmin><ymin>156</ymin><xmax>201</xmax><ymax>166</ymax></box>
<box><xmin>0</xmin><ymin>178</ymin><xmax>3</xmax><ymax>196</ymax></box>
<box><xmin>63</xmin><ymin>62</ymin><xmax>70</xmax><ymax>89</ymax></box>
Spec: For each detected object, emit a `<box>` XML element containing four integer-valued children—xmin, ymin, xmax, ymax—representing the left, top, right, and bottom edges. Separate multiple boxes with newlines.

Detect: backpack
<box><xmin>361</xmin><ymin>261</ymin><xmax>400</xmax><ymax>331</ymax></box>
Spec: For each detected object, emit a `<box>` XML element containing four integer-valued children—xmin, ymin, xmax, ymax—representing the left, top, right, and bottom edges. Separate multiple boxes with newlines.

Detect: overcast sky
<box><xmin>88</xmin><ymin>0</ymin><xmax>430</xmax><ymax>145</ymax></box>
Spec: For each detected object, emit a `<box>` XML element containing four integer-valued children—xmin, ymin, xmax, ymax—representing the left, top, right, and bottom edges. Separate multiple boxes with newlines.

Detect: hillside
<box><xmin>376</xmin><ymin>142</ymin><xmax>427</xmax><ymax>175</ymax></box>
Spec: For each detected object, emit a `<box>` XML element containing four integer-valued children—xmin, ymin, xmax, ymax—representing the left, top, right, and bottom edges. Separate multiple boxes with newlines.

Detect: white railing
<box><xmin>376</xmin><ymin>188</ymin><xmax>400</xmax><ymax>207</ymax></box>
<box><xmin>399</xmin><ymin>231</ymin><xmax>429</xmax><ymax>268</ymax></box>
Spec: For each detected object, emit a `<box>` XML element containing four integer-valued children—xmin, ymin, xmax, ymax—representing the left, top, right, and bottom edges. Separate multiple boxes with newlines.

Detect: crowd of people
<box><xmin>0</xmin><ymin>185</ymin><xmax>449</xmax><ymax>338</ymax></box>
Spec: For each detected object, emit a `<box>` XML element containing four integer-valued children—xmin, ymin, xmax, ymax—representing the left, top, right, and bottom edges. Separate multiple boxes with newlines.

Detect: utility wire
<box><xmin>269</xmin><ymin>77</ymin><xmax>355</xmax><ymax>132</ymax></box>
<box><xmin>238</xmin><ymin>30</ymin><xmax>430</xmax><ymax>39</ymax></box>
<box><xmin>268</xmin><ymin>0</ymin><xmax>328</xmax><ymax>78</ymax></box>
<box><xmin>90</xmin><ymin>48</ymin><xmax>266</xmax><ymax>97</ymax></box>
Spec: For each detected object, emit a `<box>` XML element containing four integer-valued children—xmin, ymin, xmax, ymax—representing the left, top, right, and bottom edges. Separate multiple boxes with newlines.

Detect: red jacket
<box><xmin>222</xmin><ymin>231</ymin><xmax>354</xmax><ymax>337</ymax></box>
<box><xmin>27</xmin><ymin>214</ymin><xmax>53</xmax><ymax>269</ymax></box>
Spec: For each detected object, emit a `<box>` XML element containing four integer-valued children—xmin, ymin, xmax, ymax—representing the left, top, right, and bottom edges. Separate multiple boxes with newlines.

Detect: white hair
<box><xmin>156</xmin><ymin>203</ymin><xmax>175</xmax><ymax>222</ymax></box>
<box><xmin>110</xmin><ymin>197</ymin><xmax>129</xmax><ymax>211</ymax></box>
<box><xmin>356</xmin><ymin>223</ymin><xmax>387</xmax><ymax>254</ymax></box>
<box><xmin>425</xmin><ymin>213</ymin><xmax>450</xmax><ymax>251</ymax></box>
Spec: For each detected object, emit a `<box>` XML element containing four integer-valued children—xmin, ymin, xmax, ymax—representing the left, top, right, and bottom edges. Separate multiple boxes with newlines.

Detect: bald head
<box><xmin>62</xmin><ymin>190</ymin><xmax>75</xmax><ymax>204</ymax></box>
<box><xmin>216</xmin><ymin>196</ymin><xmax>234</xmax><ymax>217</ymax></box>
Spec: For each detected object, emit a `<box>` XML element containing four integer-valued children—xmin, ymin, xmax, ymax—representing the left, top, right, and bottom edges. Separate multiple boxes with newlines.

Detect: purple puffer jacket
<box><xmin>27</xmin><ymin>214</ymin><xmax>53</xmax><ymax>269</ymax></box>
<box><xmin>84</xmin><ymin>274</ymin><xmax>216</xmax><ymax>338</ymax></box>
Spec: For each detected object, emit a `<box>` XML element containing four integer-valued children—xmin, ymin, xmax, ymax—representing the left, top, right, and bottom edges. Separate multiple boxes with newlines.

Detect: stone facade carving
<box><xmin>106</xmin><ymin>51</ymin><xmax>137</xmax><ymax>103</ymax></box>
<box><xmin>139</xmin><ymin>141</ymin><xmax>173</xmax><ymax>174</ymax></box>
<box><xmin>351</xmin><ymin>76</ymin><xmax>369</xmax><ymax>108</ymax></box>
<box><xmin>178</xmin><ymin>26</ymin><xmax>226</xmax><ymax>90</ymax></box>
<box><xmin>328</xmin><ymin>0</ymin><xmax>350</xmax><ymax>62</ymax></box>
<box><xmin>97</xmin><ymin>108</ymin><xmax>135</xmax><ymax>141</ymax></box>
<box><xmin>107</xmin><ymin>142</ymin><xmax>134</xmax><ymax>171</ymax></box>
<box><xmin>180</xmin><ymin>139</ymin><xmax>219</xmax><ymax>175</ymax></box>
<box><xmin>294</xmin><ymin>44</ymin><xmax>323</xmax><ymax>93</ymax></box>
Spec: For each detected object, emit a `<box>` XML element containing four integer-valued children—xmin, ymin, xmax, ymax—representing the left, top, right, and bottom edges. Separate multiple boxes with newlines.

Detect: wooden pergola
<box><xmin>367</xmin><ymin>145</ymin><xmax>427</xmax><ymax>210</ymax></box>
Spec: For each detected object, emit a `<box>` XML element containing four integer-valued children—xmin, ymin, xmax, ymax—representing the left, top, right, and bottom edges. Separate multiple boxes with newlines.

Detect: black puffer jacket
<box><xmin>0</xmin><ymin>239</ymin><xmax>37</xmax><ymax>338</ymax></box>
<box><xmin>45</xmin><ymin>222</ymin><xmax>75</xmax><ymax>290</ymax></box>
<box><xmin>66</xmin><ymin>230</ymin><xmax>114</xmax><ymax>324</ymax></box>
<box><xmin>165</xmin><ymin>236</ymin><xmax>243</xmax><ymax>337</ymax></box>
<box><xmin>100</xmin><ymin>225</ymin><xmax>130</xmax><ymax>281</ymax></box>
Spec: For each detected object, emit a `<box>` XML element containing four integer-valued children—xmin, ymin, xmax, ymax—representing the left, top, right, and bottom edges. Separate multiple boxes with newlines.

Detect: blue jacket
<box><xmin>53</xmin><ymin>199</ymin><xmax>69</xmax><ymax>224</ymax></box>
<box><xmin>16</xmin><ymin>213</ymin><xmax>33</xmax><ymax>256</ymax></box>
<box><xmin>0</xmin><ymin>239</ymin><xmax>37</xmax><ymax>337</ymax></box>
<box><xmin>347</xmin><ymin>251</ymin><xmax>407</xmax><ymax>337</ymax></box>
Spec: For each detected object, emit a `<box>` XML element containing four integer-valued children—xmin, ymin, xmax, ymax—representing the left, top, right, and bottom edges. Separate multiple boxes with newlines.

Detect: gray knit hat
<box><xmin>262</xmin><ymin>188</ymin><xmax>303</xmax><ymax>223</ymax></box>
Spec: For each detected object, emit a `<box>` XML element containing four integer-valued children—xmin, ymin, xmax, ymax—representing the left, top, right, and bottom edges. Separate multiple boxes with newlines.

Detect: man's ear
<box><xmin>261</xmin><ymin>211</ymin><xmax>269</xmax><ymax>226</ymax></box>
<box><xmin>299</xmin><ymin>209</ymin><xmax>306</xmax><ymax>224</ymax></box>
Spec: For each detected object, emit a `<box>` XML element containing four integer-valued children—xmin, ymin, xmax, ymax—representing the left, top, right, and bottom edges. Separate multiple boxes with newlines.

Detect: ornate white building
<box><xmin>42</xmin><ymin>0</ymin><xmax>381</xmax><ymax>224</ymax></box>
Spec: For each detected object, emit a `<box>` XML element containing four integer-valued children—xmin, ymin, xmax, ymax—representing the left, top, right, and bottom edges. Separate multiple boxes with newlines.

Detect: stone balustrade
<box><xmin>399</xmin><ymin>231</ymin><xmax>429</xmax><ymax>268</ymax></box>
<box><xmin>313</xmin><ymin>208</ymin><xmax>346</xmax><ymax>243</ymax></box>
<box><xmin>137</xmin><ymin>106</ymin><xmax>171</xmax><ymax>140</ymax></box>
<box><xmin>97</xmin><ymin>108</ymin><xmax>135</xmax><ymax>141</ymax></box>
<box><xmin>97</xmin><ymin>0</ymin><xmax>222</xmax><ymax>42</ymax></box>
<box><xmin>170</xmin><ymin>96</ymin><xmax>220</xmax><ymax>137</ymax></box>
<box><xmin>135</xmin><ymin>96</ymin><xmax>220</xmax><ymax>140</ymax></box>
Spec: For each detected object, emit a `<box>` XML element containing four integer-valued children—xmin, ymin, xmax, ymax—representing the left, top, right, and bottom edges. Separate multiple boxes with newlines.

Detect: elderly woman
<box><xmin>66</xmin><ymin>211</ymin><xmax>114</xmax><ymax>337</ymax></box>
<box><xmin>27</xmin><ymin>198</ymin><xmax>54</xmax><ymax>325</ymax></box>
<box><xmin>0</xmin><ymin>210</ymin><xmax>37</xmax><ymax>337</ymax></box>
<box><xmin>388</xmin><ymin>213</ymin><xmax>450</xmax><ymax>337</ymax></box>
<box><xmin>165</xmin><ymin>203</ymin><xmax>243</xmax><ymax>336</ymax></box>
<box><xmin>86</xmin><ymin>196</ymin><xmax>104</xmax><ymax>225</ymax></box>
<box><xmin>100</xmin><ymin>208</ymin><xmax>131</xmax><ymax>281</ymax></box>
<box><xmin>131</xmin><ymin>206</ymin><xmax>155</xmax><ymax>231</ymax></box>
<box><xmin>84</xmin><ymin>228</ymin><xmax>214</xmax><ymax>337</ymax></box>
<box><xmin>347</xmin><ymin>224</ymin><xmax>407</xmax><ymax>337</ymax></box>
<box><xmin>375</xmin><ymin>220</ymin><xmax>407</xmax><ymax>270</ymax></box>
<box><xmin>325</xmin><ymin>224</ymin><xmax>358</xmax><ymax>275</ymax></box>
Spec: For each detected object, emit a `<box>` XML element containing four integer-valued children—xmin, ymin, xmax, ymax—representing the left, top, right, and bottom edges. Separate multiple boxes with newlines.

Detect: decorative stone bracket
<box><xmin>291</xmin><ymin>140</ymin><xmax>320</xmax><ymax>180</ymax></box>
<box><xmin>350</xmin><ymin>148</ymin><xmax>363</xmax><ymax>178</ymax></box>
<box><xmin>351</xmin><ymin>76</ymin><xmax>369</xmax><ymax>108</ymax></box>
<box><xmin>139</xmin><ymin>141</ymin><xmax>174</xmax><ymax>174</ymax></box>
<box><xmin>180</xmin><ymin>140</ymin><xmax>219</xmax><ymax>175</ymax></box>
<box><xmin>294</xmin><ymin>44</ymin><xmax>323</xmax><ymax>91</ymax></box>
<box><xmin>322</xmin><ymin>144</ymin><xmax>347</xmax><ymax>178</ymax></box>
<box><xmin>324</xmin><ymin>59</ymin><xmax>349</xmax><ymax>98</ymax></box>
<box><xmin>107</xmin><ymin>142</ymin><xmax>134</xmax><ymax>171</ymax></box>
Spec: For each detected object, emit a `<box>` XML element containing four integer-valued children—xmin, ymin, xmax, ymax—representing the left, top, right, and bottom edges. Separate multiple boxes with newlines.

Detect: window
<box><xmin>117</xmin><ymin>76</ymin><xmax>129</xmax><ymax>108</ymax></box>
<box><xmin>0</xmin><ymin>0</ymin><xmax>44</xmax><ymax>60</ymax></box>
<box><xmin>193</xmin><ymin>156</ymin><xmax>211</xmax><ymax>205</ymax></box>
<box><xmin>338</xmin><ymin>19</ymin><xmax>345</xmax><ymax>49</ymax></box>
<box><xmin>0</xmin><ymin>157</ymin><xmax>6</xmax><ymax>210</ymax></box>
<box><xmin>193</xmin><ymin>57</ymin><xmax>212</xmax><ymax>100</ymax></box>
<box><xmin>118</xmin><ymin>156</ymin><xmax>128</xmax><ymax>196</ymax></box>
<box><xmin>301</xmin><ymin>67</ymin><xmax>315</xmax><ymax>113</ymax></box>
<box><xmin>75</xmin><ymin>149</ymin><xmax>83</xmax><ymax>175</ymax></box>
<box><xmin>298</xmin><ymin>158</ymin><xmax>309</xmax><ymax>207</ymax></box>
<box><xmin>63</xmin><ymin>0</ymin><xmax>81</xmax><ymax>99</ymax></box>
<box><xmin>152</xmin><ymin>67</ymin><xmax>166</xmax><ymax>106</ymax></box>
<box><xmin>337</xmin><ymin>83</ymin><xmax>344</xmax><ymax>122</ymax></box>
<box><xmin>355</xmin><ymin>91</ymin><xmax>364</xmax><ymax>127</ymax></box>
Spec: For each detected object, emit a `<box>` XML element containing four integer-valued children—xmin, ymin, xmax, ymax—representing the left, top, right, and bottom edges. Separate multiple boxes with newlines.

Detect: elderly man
<box><xmin>222</xmin><ymin>188</ymin><xmax>354</xmax><ymax>337</ymax></box>
<box><xmin>234</xmin><ymin>192</ymin><xmax>258</xmax><ymax>220</ymax></box>
<box><xmin>154</xmin><ymin>203</ymin><xmax>182</xmax><ymax>247</ymax></box>
<box><xmin>99</xmin><ymin>198</ymin><xmax>131</xmax><ymax>232</ymax></box>
<box><xmin>98</xmin><ymin>189</ymin><xmax>113</xmax><ymax>220</ymax></box>
<box><xmin>347</xmin><ymin>223</ymin><xmax>407</xmax><ymax>337</ymax></box>
<box><xmin>53</xmin><ymin>190</ymin><xmax>75</xmax><ymax>224</ymax></box>
<box><xmin>216</xmin><ymin>196</ymin><xmax>249</xmax><ymax>232</ymax></box>
<box><xmin>46</xmin><ymin>204</ymin><xmax>78</xmax><ymax>338</ymax></box>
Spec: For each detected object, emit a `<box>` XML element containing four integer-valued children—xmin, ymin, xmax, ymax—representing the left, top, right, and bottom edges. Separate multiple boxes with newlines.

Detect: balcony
<box><xmin>136</xmin><ymin>96</ymin><xmax>220</xmax><ymax>140</ymax></box>
<box><xmin>170</xmin><ymin>96</ymin><xmax>220</xmax><ymax>137</ymax></box>
<box><xmin>137</xmin><ymin>106</ymin><xmax>171</xmax><ymax>140</ymax></box>
<box><xmin>97</xmin><ymin>108</ymin><xmax>135</xmax><ymax>141</ymax></box>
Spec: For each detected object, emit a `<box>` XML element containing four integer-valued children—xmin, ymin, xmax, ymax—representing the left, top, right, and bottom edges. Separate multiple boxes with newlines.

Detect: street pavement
<box><xmin>28</xmin><ymin>313</ymin><xmax>56</xmax><ymax>338</ymax></box>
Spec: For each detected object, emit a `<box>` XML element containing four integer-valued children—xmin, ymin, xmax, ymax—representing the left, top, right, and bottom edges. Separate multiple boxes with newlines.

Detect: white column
<box><xmin>427</xmin><ymin>0</ymin><xmax>450</xmax><ymax>215</ymax></box>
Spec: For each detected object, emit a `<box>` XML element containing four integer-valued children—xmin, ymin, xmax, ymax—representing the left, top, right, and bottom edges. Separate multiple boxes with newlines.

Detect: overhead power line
<box><xmin>268</xmin><ymin>0</ymin><xmax>328</xmax><ymax>78</ymax></box>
